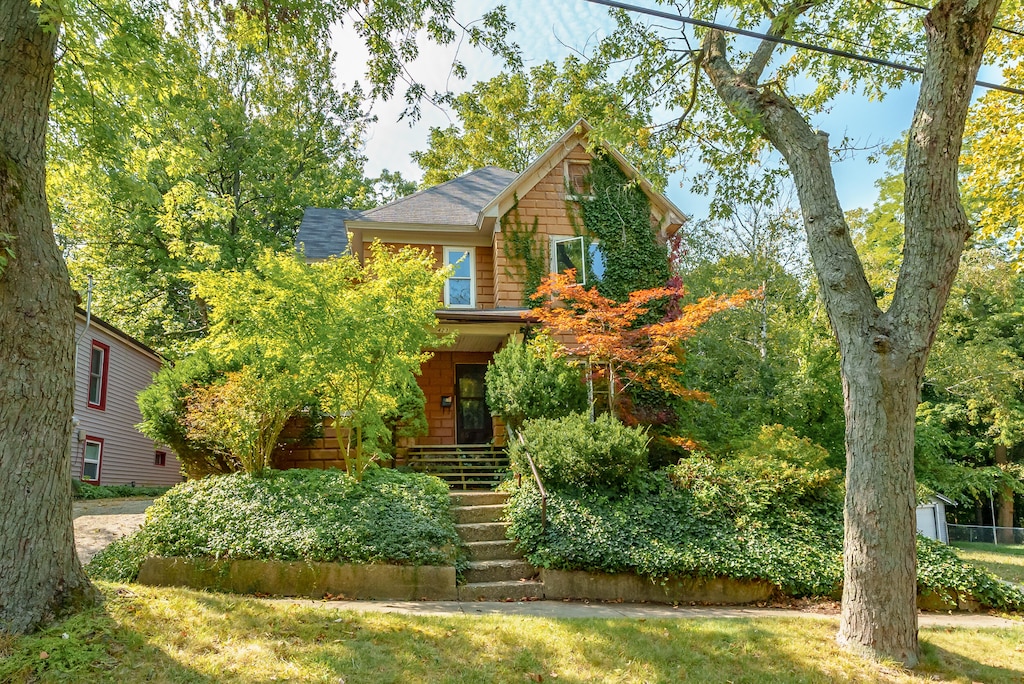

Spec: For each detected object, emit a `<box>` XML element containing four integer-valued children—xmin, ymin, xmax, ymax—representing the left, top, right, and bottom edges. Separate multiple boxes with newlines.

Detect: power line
<box><xmin>887</xmin><ymin>0</ymin><xmax>1024</xmax><ymax>39</ymax></box>
<box><xmin>583</xmin><ymin>0</ymin><xmax>1024</xmax><ymax>96</ymax></box>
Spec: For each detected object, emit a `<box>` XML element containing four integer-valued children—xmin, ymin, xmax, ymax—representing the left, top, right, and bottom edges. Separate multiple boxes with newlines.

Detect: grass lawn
<box><xmin>953</xmin><ymin>542</ymin><xmax>1024</xmax><ymax>585</ymax></box>
<box><xmin>1</xmin><ymin>584</ymin><xmax>1022</xmax><ymax>683</ymax></box>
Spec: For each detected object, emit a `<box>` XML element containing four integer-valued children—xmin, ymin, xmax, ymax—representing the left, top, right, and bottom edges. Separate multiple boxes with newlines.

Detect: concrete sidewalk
<box><xmin>268</xmin><ymin>598</ymin><xmax>1021</xmax><ymax>629</ymax></box>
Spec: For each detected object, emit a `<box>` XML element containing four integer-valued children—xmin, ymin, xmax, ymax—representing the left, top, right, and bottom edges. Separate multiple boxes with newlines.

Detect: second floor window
<box><xmin>443</xmin><ymin>247</ymin><xmax>475</xmax><ymax>308</ymax></box>
<box><xmin>87</xmin><ymin>340</ymin><xmax>109</xmax><ymax>410</ymax></box>
<box><xmin>551</xmin><ymin>236</ymin><xmax>605</xmax><ymax>286</ymax></box>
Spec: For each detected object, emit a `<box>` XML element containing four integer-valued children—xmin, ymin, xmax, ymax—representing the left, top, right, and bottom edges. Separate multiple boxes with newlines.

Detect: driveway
<box><xmin>73</xmin><ymin>498</ymin><xmax>154</xmax><ymax>564</ymax></box>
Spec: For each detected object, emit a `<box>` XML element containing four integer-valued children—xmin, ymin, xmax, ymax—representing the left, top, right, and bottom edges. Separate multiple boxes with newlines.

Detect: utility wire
<box><xmin>887</xmin><ymin>0</ymin><xmax>1024</xmax><ymax>39</ymax></box>
<box><xmin>584</xmin><ymin>0</ymin><xmax>1024</xmax><ymax>96</ymax></box>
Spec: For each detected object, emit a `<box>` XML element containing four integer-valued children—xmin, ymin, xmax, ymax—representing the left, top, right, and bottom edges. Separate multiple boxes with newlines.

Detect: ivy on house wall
<box><xmin>576</xmin><ymin>155</ymin><xmax>670</xmax><ymax>302</ymax></box>
<box><xmin>501</xmin><ymin>198</ymin><xmax>547</xmax><ymax>307</ymax></box>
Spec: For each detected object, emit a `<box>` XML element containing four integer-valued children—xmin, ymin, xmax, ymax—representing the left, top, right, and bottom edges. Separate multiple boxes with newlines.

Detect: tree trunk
<box><xmin>837</xmin><ymin>342</ymin><xmax>921</xmax><ymax>665</ymax></box>
<box><xmin>994</xmin><ymin>444</ymin><xmax>1015</xmax><ymax>543</ymax></box>
<box><xmin>0</xmin><ymin>0</ymin><xmax>94</xmax><ymax>634</ymax></box>
<box><xmin>700</xmin><ymin>0</ymin><xmax>1002</xmax><ymax>667</ymax></box>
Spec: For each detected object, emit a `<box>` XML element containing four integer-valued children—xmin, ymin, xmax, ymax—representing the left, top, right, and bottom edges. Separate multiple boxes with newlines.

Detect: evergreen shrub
<box><xmin>509</xmin><ymin>413</ymin><xmax>649</xmax><ymax>491</ymax></box>
<box><xmin>485</xmin><ymin>337</ymin><xmax>587</xmax><ymax>432</ymax></box>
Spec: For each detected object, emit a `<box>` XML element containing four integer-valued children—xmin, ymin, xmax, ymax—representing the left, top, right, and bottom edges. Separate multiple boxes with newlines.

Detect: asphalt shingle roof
<box><xmin>296</xmin><ymin>208</ymin><xmax>363</xmax><ymax>260</ymax></box>
<box><xmin>297</xmin><ymin>166</ymin><xmax>516</xmax><ymax>260</ymax></box>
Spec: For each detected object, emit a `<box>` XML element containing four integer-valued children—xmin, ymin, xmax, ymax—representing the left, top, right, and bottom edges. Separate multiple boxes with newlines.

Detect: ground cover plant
<box><xmin>72</xmin><ymin>482</ymin><xmax>171</xmax><ymax>501</ymax></box>
<box><xmin>507</xmin><ymin>425</ymin><xmax>1024</xmax><ymax>610</ymax></box>
<box><xmin>0</xmin><ymin>583</ymin><xmax>1021</xmax><ymax>683</ymax></box>
<box><xmin>953</xmin><ymin>543</ymin><xmax>1024</xmax><ymax>585</ymax></box>
<box><xmin>87</xmin><ymin>468</ymin><xmax>458</xmax><ymax>582</ymax></box>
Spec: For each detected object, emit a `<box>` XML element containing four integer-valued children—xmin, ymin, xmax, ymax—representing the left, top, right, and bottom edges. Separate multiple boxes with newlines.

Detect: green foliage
<box><xmin>576</xmin><ymin>156</ymin><xmax>670</xmax><ymax>302</ymax></box>
<box><xmin>49</xmin><ymin>0</ymin><xmax>515</xmax><ymax>355</ymax></box>
<box><xmin>485</xmin><ymin>336</ymin><xmax>588</xmax><ymax>432</ymax></box>
<box><xmin>507</xmin><ymin>454</ymin><xmax>1024</xmax><ymax>608</ymax></box>
<box><xmin>508</xmin><ymin>468</ymin><xmax>843</xmax><ymax>597</ymax></box>
<box><xmin>136</xmin><ymin>349</ymin><xmax>239</xmax><ymax>478</ymax></box>
<box><xmin>499</xmin><ymin>203</ymin><xmax>546</xmax><ymax>306</ymax></box>
<box><xmin>190</xmin><ymin>244</ymin><xmax>449</xmax><ymax>480</ymax></box>
<box><xmin>87</xmin><ymin>468</ymin><xmax>459</xmax><ymax>582</ymax></box>
<box><xmin>411</xmin><ymin>56</ymin><xmax>663</xmax><ymax>187</ymax></box>
<box><xmin>509</xmin><ymin>413</ymin><xmax>649</xmax><ymax>492</ymax></box>
<box><xmin>183</xmin><ymin>367</ymin><xmax>306</xmax><ymax>476</ymax></box>
<box><xmin>71</xmin><ymin>481</ymin><xmax>171</xmax><ymax>500</ymax></box>
<box><xmin>917</xmin><ymin>536</ymin><xmax>1024</xmax><ymax>611</ymax></box>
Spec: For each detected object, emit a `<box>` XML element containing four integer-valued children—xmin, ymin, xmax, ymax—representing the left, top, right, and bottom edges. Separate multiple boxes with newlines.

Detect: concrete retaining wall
<box><xmin>137</xmin><ymin>557</ymin><xmax>458</xmax><ymax>600</ymax></box>
<box><xmin>540</xmin><ymin>569</ymin><xmax>774</xmax><ymax>605</ymax></box>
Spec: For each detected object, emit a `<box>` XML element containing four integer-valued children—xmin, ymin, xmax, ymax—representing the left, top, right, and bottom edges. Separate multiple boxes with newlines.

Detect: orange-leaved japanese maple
<box><xmin>528</xmin><ymin>271</ymin><xmax>756</xmax><ymax>413</ymax></box>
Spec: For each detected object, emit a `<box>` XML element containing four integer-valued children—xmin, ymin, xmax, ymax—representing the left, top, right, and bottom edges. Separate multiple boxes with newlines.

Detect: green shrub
<box><xmin>507</xmin><ymin>454</ymin><xmax>1024</xmax><ymax>608</ymax></box>
<box><xmin>509</xmin><ymin>413</ymin><xmax>650</xmax><ymax>491</ymax></box>
<box><xmin>485</xmin><ymin>336</ymin><xmax>588</xmax><ymax>432</ymax></box>
<box><xmin>87</xmin><ymin>468</ymin><xmax>459</xmax><ymax>582</ymax></box>
<box><xmin>72</xmin><ymin>480</ymin><xmax>172</xmax><ymax>500</ymax></box>
<box><xmin>508</xmin><ymin>469</ymin><xmax>844</xmax><ymax>597</ymax></box>
<box><xmin>137</xmin><ymin>350</ymin><xmax>238</xmax><ymax>478</ymax></box>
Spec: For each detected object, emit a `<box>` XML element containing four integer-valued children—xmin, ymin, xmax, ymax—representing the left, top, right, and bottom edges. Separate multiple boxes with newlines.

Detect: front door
<box><xmin>456</xmin><ymin>364</ymin><xmax>492</xmax><ymax>444</ymax></box>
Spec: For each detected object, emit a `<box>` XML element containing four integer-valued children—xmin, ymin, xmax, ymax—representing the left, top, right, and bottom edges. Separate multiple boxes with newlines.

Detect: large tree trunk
<box><xmin>701</xmin><ymin>0</ymin><xmax>1001</xmax><ymax>667</ymax></box>
<box><xmin>0</xmin><ymin>0</ymin><xmax>94</xmax><ymax>634</ymax></box>
<box><xmin>837</xmin><ymin>343</ymin><xmax>922</xmax><ymax>664</ymax></box>
<box><xmin>994</xmin><ymin>444</ymin><xmax>1015</xmax><ymax>543</ymax></box>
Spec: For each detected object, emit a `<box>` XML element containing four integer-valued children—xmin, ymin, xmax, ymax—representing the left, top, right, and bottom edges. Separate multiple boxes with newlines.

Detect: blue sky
<box><xmin>333</xmin><ymin>0</ymin><xmax>927</xmax><ymax>218</ymax></box>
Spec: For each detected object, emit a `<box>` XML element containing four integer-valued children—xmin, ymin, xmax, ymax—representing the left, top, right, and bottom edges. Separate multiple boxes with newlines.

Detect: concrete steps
<box><xmin>451</xmin><ymin>490</ymin><xmax>540</xmax><ymax>600</ymax></box>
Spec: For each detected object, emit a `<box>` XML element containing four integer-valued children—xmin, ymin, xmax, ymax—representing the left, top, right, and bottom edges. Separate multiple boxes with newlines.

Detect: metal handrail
<box><xmin>516</xmin><ymin>433</ymin><xmax>547</xmax><ymax>533</ymax></box>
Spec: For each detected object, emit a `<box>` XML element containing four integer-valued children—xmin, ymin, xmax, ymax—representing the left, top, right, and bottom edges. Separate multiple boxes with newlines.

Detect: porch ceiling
<box><xmin>430</xmin><ymin>321</ymin><xmax>526</xmax><ymax>352</ymax></box>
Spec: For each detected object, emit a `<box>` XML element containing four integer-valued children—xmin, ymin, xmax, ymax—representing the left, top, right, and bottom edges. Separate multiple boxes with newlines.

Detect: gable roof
<box><xmin>296</xmin><ymin>122</ymin><xmax>685</xmax><ymax>260</ymax></box>
<box><xmin>296</xmin><ymin>208</ymin><xmax>363</xmax><ymax>260</ymax></box>
<box><xmin>478</xmin><ymin>118</ymin><xmax>686</xmax><ymax>234</ymax></box>
<box><xmin>361</xmin><ymin>166</ymin><xmax>517</xmax><ymax>226</ymax></box>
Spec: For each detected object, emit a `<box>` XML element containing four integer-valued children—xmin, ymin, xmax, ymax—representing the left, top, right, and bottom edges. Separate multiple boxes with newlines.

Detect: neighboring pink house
<box><xmin>71</xmin><ymin>309</ymin><xmax>183</xmax><ymax>486</ymax></box>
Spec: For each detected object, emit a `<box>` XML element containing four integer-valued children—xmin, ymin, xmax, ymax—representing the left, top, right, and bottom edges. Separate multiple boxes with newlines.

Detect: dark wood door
<box><xmin>456</xmin><ymin>364</ymin><xmax>492</xmax><ymax>444</ymax></box>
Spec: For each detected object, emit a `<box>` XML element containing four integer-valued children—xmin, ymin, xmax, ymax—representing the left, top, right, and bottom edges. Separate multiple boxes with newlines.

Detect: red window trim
<box><xmin>87</xmin><ymin>340</ymin><xmax>110</xmax><ymax>410</ymax></box>
<box><xmin>155</xmin><ymin>450</ymin><xmax>167</xmax><ymax>467</ymax></box>
<box><xmin>81</xmin><ymin>435</ymin><xmax>103</xmax><ymax>484</ymax></box>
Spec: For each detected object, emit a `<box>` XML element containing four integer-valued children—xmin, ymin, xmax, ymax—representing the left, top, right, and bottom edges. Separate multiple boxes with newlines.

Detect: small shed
<box><xmin>916</xmin><ymin>494</ymin><xmax>955</xmax><ymax>543</ymax></box>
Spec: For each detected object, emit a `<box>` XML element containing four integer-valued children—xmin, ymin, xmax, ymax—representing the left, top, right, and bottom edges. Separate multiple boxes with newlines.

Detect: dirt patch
<box><xmin>73</xmin><ymin>498</ymin><xmax>154</xmax><ymax>564</ymax></box>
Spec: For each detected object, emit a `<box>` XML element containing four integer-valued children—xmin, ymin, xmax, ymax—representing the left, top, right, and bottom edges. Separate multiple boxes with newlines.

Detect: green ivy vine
<box><xmin>576</xmin><ymin>154</ymin><xmax>669</xmax><ymax>302</ymax></box>
<box><xmin>501</xmin><ymin>196</ymin><xmax>547</xmax><ymax>306</ymax></box>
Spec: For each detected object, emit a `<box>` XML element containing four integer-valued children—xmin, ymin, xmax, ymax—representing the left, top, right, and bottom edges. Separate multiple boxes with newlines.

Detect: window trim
<box><xmin>443</xmin><ymin>246</ymin><xmax>476</xmax><ymax>309</ymax></box>
<box><xmin>82</xmin><ymin>436</ymin><xmax>103</xmax><ymax>484</ymax></box>
<box><xmin>87</xmin><ymin>340</ymin><xmax>110</xmax><ymax>410</ymax></box>
<box><xmin>564</xmin><ymin>160</ymin><xmax>593</xmax><ymax>200</ymax></box>
<box><xmin>155</xmin><ymin>450</ymin><xmax>167</xmax><ymax>467</ymax></box>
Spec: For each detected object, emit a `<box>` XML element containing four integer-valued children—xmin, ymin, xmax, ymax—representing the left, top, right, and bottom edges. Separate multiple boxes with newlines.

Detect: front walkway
<box><xmin>269</xmin><ymin>598</ymin><xmax>1020</xmax><ymax>628</ymax></box>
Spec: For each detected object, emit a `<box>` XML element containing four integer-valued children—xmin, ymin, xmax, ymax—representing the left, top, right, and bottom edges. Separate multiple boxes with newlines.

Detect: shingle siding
<box><xmin>71</xmin><ymin>317</ymin><xmax>183</xmax><ymax>486</ymax></box>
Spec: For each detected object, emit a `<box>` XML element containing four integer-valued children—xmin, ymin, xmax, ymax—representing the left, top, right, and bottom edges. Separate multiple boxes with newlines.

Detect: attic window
<box><xmin>565</xmin><ymin>161</ymin><xmax>591</xmax><ymax>198</ymax></box>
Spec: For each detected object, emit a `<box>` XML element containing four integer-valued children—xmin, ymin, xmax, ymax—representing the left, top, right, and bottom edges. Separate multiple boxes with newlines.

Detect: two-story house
<box><xmin>292</xmin><ymin>120</ymin><xmax>684</xmax><ymax>465</ymax></box>
<box><xmin>72</xmin><ymin>309</ymin><xmax>183</xmax><ymax>486</ymax></box>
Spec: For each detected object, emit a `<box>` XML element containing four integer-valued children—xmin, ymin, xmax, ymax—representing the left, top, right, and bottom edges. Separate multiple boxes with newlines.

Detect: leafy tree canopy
<box><xmin>411</xmin><ymin>56</ymin><xmax>665</xmax><ymax>188</ymax></box>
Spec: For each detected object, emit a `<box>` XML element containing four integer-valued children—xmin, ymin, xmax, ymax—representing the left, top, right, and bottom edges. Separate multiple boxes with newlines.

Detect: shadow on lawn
<box><xmin>172</xmin><ymin>590</ymin><xmax>1024</xmax><ymax>684</ymax></box>
<box><xmin>0</xmin><ymin>598</ymin><xmax>213</xmax><ymax>683</ymax></box>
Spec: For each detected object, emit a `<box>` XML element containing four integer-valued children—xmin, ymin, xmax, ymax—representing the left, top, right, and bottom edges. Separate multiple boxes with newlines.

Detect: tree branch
<box><xmin>890</xmin><ymin>0</ymin><xmax>1003</xmax><ymax>354</ymax></box>
<box><xmin>701</xmin><ymin>28</ymin><xmax>879</xmax><ymax>348</ymax></box>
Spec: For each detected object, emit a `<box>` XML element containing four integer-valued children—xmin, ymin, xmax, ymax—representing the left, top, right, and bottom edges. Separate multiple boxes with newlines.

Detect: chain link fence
<box><xmin>947</xmin><ymin>524</ymin><xmax>1024</xmax><ymax>545</ymax></box>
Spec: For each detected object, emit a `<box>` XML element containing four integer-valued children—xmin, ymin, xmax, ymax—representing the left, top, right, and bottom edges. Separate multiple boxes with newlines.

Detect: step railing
<box><xmin>405</xmin><ymin>444</ymin><xmax>509</xmax><ymax>490</ymax></box>
<box><xmin>514</xmin><ymin>433</ymin><xmax>547</xmax><ymax>533</ymax></box>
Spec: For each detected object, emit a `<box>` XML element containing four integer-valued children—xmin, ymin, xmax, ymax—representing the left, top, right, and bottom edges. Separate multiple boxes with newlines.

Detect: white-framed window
<box><xmin>443</xmin><ymin>246</ymin><xmax>476</xmax><ymax>308</ymax></box>
<box><xmin>82</xmin><ymin>437</ymin><xmax>103</xmax><ymax>483</ymax></box>
<box><xmin>87</xmin><ymin>340</ymin><xmax>109</xmax><ymax>409</ymax></box>
<box><xmin>550</xmin><ymin>236</ymin><xmax>605</xmax><ymax>285</ymax></box>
